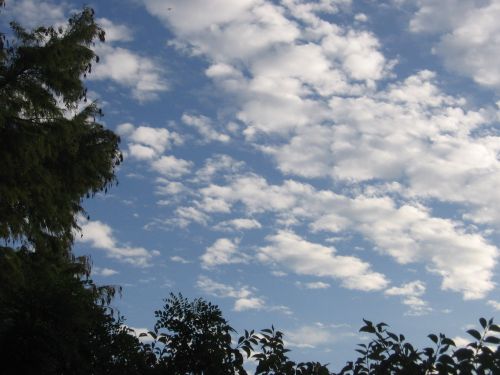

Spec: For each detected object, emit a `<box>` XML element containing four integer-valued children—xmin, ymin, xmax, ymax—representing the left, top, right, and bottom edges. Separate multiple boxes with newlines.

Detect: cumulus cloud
<box><xmin>117</xmin><ymin>123</ymin><xmax>182</xmax><ymax>160</ymax></box>
<box><xmin>407</xmin><ymin>0</ymin><xmax>500</xmax><ymax>91</ymax></box>
<box><xmin>258</xmin><ymin>231</ymin><xmax>388</xmax><ymax>291</ymax></box>
<box><xmin>295</xmin><ymin>281</ymin><xmax>331</xmax><ymax>290</ymax></box>
<box><xmin>3</xmin><ymin>0</ymin><xmax>67</xmax><ymax>28</ymax></box>
<box><xmin>200</xmin><ymin>175</ymin><xmax>498</xmax><ymax>299</ymax></box>
<box><xmin>213</xmin><ymin>218</ymin><xmax>262</xmax><ymax>231</ymax></box>
<box><xmin>92</xmin><ymin>44</ymin><xmax>167</xmax><ymax>101</ymax></box>
<box><xmin>92</xmin><ymin>267</ymin><xmax>119</xmax><ymax>277</ymax></box>
<box><xmin>487</xmin><ymin>300</ymin><xmax>500</xmax><ymax>311</ymax></box>
<box><xmin>77</xmin><ymin>217</ymin><xmax>158</xmax><ymax>267</ymax></box>
<box><xmin>200</xmin><ymin>238</ymin><xmax>249</xmax><ymax>269</ymax></box>
<box><xmin>139</xmin><ymin>0</ymin><xmax>500</xmax><ymax>303</ymax></box>
<box><xmin>385</xmin><ymin>280</ymin><xmax>432</xmax><ymax>316</ymax></box>
<box><xmin>285</xmin><ymin>322</ymin><xmax>354</xmax><ymax>349</ymax></box>
<box><xmin>170</xmin><ymin>255</ymin><xmax>191</xmax><ymax>264</ymax></box>
<box><xmin>151</xmin><ymin>156</ymin><xmax>192</xmax><ymax>178</ymax></box>
<box><xmin>196</xmin><ymin>275</ymin><xmax>265</xmax><ymax>312</ymax></box>
<box><xmin>194</xmin><ymin>155</ymin><xmax>245</xmax><ymax>183</ymax></box>
<box><xmin>181</xmin><ymin>113</ymin><xmax>230</xmax><ymax>143</ymax></box>
<box><xmin>97</xmin><ymin>18</ymin><xmax>134</xmax><ymax>42</ymax></box>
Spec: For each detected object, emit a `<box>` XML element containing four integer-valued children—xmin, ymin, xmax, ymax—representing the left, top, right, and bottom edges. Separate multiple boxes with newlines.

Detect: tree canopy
<box><xmin>0</xmin><ymin>7</ymin><xmax>121</xmax><ymax>250</ymax></box>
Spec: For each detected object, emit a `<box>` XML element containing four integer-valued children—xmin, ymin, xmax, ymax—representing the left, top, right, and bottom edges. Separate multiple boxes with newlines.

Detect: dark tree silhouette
<box><xmin>0</xmin><ymin>6</ymin><xmax>121</xmax><ymax>251</ymax></box>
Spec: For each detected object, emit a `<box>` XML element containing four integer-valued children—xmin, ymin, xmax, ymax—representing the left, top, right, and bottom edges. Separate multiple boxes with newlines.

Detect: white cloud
<box><xmin>194</xmin><ymin>155</ymin><xmax>245</xmax><ymax>183</ymax></box>
<box><xmin>407</xmin><ymin>0</ymin><xmax>500</xmax><ymax>91</ymax></box>
<box><xmin>181</xmin><ymin>113</ymin><xmax>230</xmax><ymax>143</ymax></box>
<box><xmin>120</xmin><ymin>123</ymin><xmax>182</xmax><ymax>161</ymax></box>
<box><xmin>214</xmin><ymin>218</ymin><xmax>262</xmax><ymax>231</ymax></box>
<box><xmin>92</xmin><ymin>267</ymin><xmax>119</xmax><ymax>277</ymax></box>
<box><xmin>97</xmin><ymin>18</ymin><xmax>134</xmax><ymax>42</ymax></box>
<box><xmin>285</xmin><ymin>324</ymin><xmax>348</xmax><ymax>348</ymax></box>
<box><xmin>4</xmin><ymin>0</ymin><xmax>67</xmax><ymax>28</ymax></box>
<box><xmin>200</xmin><ymin>238</ymin><xmax>248</xmax><ymax>269</ymax></box>
<box><xmin>77</xmin><ymin>218</ymin><xmax>158</xmax><ymax>267</ymax></box>
<box><xmin>259</xmin><ymin>231</ymin><xmax>388</xmax><ymax>291</ymax></box>
<box><xmin>140</xmin><ymin>0</ymin><xmax>500</xmax><ymax>303</ymax></box>
<box><xmin>174</xmin><ymin>206</ymin><xmax>209</xmax><ymax>227</ymax></box>
<box><xmin>92</xmin><ymin>44</ymin><xmax>168</xmax><ymax>101</ymax></box>
<box><xmin>151</xmin><ymin>155</ymin><xmax>192</xmax><ymax>178</ymax></box>
<box><xmin>487</xmin><ymin>300</ymin><xmax>500</xmax><ymax>311</ymax></box>
<box><xmin>234</xmin><ymin>297</ymin><xmax>265</xmax><ymax>312</ymax></box>
<box><xmin>170</xmin><ymin>255</ymin><xmax>190</xmax><ymax>264</ymax></box>
<box><xmin>196</xmin><ymin>275</ymin><xmax>264</xmax><ymax>311</ymax></box>
<box><xmin>286</xmin><ymin>326</ymin><xmax>332</xmax><ymax>348</ymax></box>
<box><xmin>385</xmin><ymin>280</ymin><xmax>432</xmax><ymax>316</ymax></box>
<box><xmin>156</xmin><ymin>180</ymin><xmax>185</xmax><ymax>195</ymax></box>
<box><xmin>201</xmin><ymin>175</ymin><xmax>498</xmax><ymax>299</ymax></box>
<box><xmin>295</xmin><ymin>281</ymin><xmax>331</xmax><ymax>290</ymax></box>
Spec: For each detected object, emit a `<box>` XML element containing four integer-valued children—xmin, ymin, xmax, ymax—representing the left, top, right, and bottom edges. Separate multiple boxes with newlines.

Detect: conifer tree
<box><xmin>0</xmin><ymin>6</ymin><xmax>121</xmax><ymax>251</ymax></box>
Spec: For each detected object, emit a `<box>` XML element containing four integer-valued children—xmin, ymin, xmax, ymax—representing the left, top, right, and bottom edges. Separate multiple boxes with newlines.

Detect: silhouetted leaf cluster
<box><xmin>337</xmin><ymin>318</ymin><xmax>500</xmax><ymax>375</ymax></box>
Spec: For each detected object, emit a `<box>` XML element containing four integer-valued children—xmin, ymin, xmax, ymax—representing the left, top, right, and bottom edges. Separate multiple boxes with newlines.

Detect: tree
<box><xmin>336</xmin><ymin>318</ymin><xmax>500</xmax><ymax>375</ymax></box>
<box><xmin>0</xmin><ymin>6</ymin><xmax>121</xmax><ymax>251</ymax></box>
<box><xmin>146</xmin><ymin>293</ymin><xmax>247</xmax><ymax>375</ymax></box>
<box><xmin>0</xmin><ymin>6</ymin><xmax>147</xmax><ymax>374</ymax></box>
<box><xmin>0</xmin><ymin>246</ymin><xmax>154</xmax><ymax>375</ymax></box>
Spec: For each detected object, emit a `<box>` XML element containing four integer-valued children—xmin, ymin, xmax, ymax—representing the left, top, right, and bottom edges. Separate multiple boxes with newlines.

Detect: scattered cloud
<box><xmin>385</xmin><ymin>280</ymin><xmax>432</xmax><ymax>316</ymax></box>
<box><xmin>181</xmin><ymin>113</ymin><xmax>230</xmax><ymax>143</ymax></box>
<box><xmin>407</xmin><ymin>0</ymin><xmax>500</xmax><ymax>91</ymax></box>
<box><xmin>77</xmin><ymin>217</ymin><xmax>158</xmax><ymax>267</ymax></box>
<box><xmin>200</xmin><ymin>174</ymin><xmax>497</xmax><ymax>299</ymax></box>
<box><xmin>196</xmin><ymin>275</ymin><xmax>264</xmax><ymax>312</ymax></box>
<box><xmin>92</xmin><ymin>44</ymin><xmax>168</xmax><ymax>101</ymax></box>
<box><xmin>285</xmin><ymin>322</ymin><xmax>354</xmax><ymax>348</ymax></box>
<box><xmin>295</xmin><ymin>281</ymin><xmax>331</xmax><ymax>290</ymax></box>
<box><xmin>487</xmin><ymin>300</ymin><xmax>500</xmax><ymax>311</ymax></box>
<box><xmin>117</xmin><ymin>122</ymin><xmax>183</xmax><ymax>160</ymax></box>
<box><xmin>97</xmin><ymin>18</ymin><xmax>134</xmax><ymax>42</ymax></box>
<box><xmin>92</xmin><ymin>267</ymin><xmax>119</xmax><ymax>277</ymax></box>
<box><xmin>170</xmin><ymin>255</ymin><xmax>191</xmax><ymax>264</ymax></box>
<box><xmin>200</xmin><ymin>238</ymin><xmax>249</xmax><ymax>269</ymax></box>
<box><xmin>213</xmin><ymin>218</ymin><xmax>262</xmax><ymax>231</ymax></box>
<box><xmin>259</xmin><ymin>231</ymin><xmax>388</xmax><ymax>291</ymax></box>
<box><xmin>151</xmin><ymin>156</ymin><xmax>192</xmax><ymax>178</ymax></box>
<box><xmin>3</xmin><ymin>0</ymin><xmax>67</xmax><ymax>28</ymax></box>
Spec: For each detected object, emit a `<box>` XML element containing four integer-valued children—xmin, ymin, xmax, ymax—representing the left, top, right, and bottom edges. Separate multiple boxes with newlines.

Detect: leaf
<box><xmin>428</xmin><ymin>334</ymin><xmax>438</xmax><ymax>344</ymax></box>
<box><xmin>484</xmin><ymin>336</ymin><xmax>500</xmax><ymax>344</ymax></box>
<box><xmin>467</xmin><ymin>329</ymin><xmax>481</xmax><ymax>341</ymax></box>
<box><xmin>360</xmin><ymin>325</ymin><xmax>376</xmax><ymax>334</ymax></box>
<box><xmin>438</xmin><ymin>354</ymin><xmax>454</xmax><ymax>364</ymax></box>
<box><xmin>442</xmin><ymin>338</ymin><xmax>456</xmax><ymax>347</ymax></box>
<box><xmin>387</xmin><ymin>332</ymin><xmax>398</xmax><ymax>342</ymax></box>
<box><xmin>489</xmin><ymin>324</ymin><xmax>500</xmax><ymax>332</ymax></box>
<box><xmin>454</xmin><ymin>348</ymin><xmax>473</xmax><ymax>361</ymax></box>
<box><xmin>479</xmin><ymin>318</ymin><xmax>487</xmax><ymax>329</ymax></box>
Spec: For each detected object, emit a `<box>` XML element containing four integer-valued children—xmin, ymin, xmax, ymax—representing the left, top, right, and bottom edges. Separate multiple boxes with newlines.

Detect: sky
<box><xmin>4</xmin><ymin>0</ymin><xmax>500</xmax><ymax>368</ymax></box>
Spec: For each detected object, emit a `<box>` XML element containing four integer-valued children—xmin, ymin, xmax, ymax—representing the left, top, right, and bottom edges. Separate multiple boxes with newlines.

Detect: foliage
<box><xmin>142</xmin><ymin>293</ymin><xmax>330</xmax><ymax>375</ymax></box>
<box><xmin>336</xmin><ymin>318</ymin><xmax>500</xmax><ymax>375</ymax></box>
<box><xmin>145</xmin><ymin>293</ymin><xmax>247</xmax><ymax>375</ymax></box>
<box><xmin>0</xmin><ymin>6</ymin><xmax>144</xmax><ymax>374</ymax></box>
<box><xmin>0</xmin><ymin>247</ymin><xmax>151</xmax><ymax>375</ymax></box>
<box><xmin>239</xmin><ymin>326</ymin><xmax>330</xmax><ymax>375</ymax></box>
<box><xmin>0</xmin><ymin>6</ymin><xmax>121</xmax><ymax>250</ymax></box>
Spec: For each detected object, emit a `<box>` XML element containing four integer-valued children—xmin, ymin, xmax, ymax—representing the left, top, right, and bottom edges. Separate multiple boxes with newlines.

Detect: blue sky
<box><xmin>6</xmin><ymin>0</ymin><xmax>500</xmax><ymax>368</ymax></box>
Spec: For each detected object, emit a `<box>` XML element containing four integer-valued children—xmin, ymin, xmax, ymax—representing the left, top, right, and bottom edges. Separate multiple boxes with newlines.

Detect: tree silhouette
<box><xmin>0</xmin><ymin>6</ymin><xmax>121</xmax><ymax>251</ymax></box>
